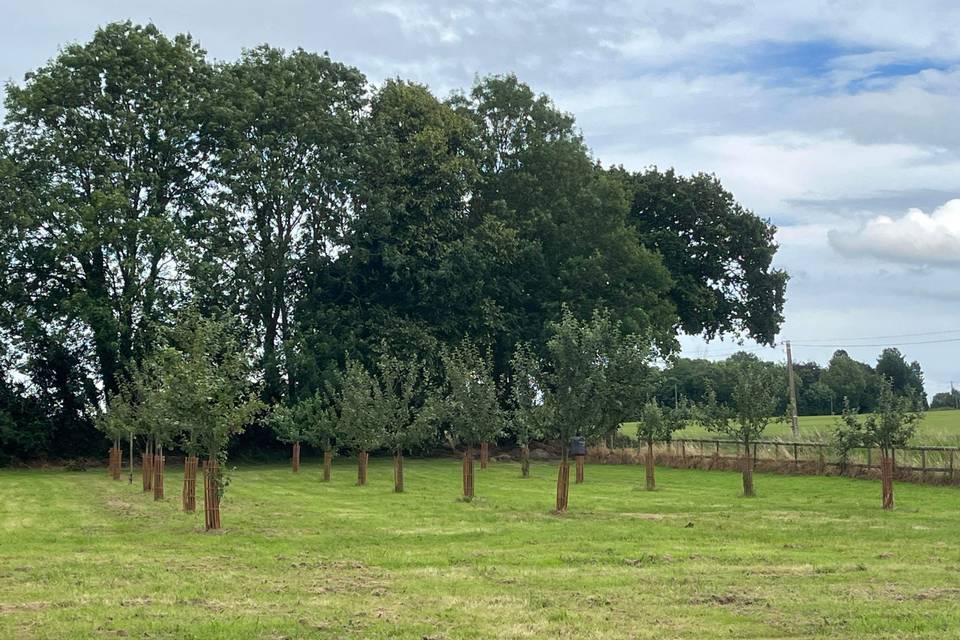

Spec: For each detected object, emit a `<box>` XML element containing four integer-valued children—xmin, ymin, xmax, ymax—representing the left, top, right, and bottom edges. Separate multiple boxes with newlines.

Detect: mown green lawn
<box><xmin>2</xmin><ymin>458</ymin><xmax>959</xmax><ymax>639</ymax></box>
<box><xmin>623</xmin><ymin>408</ymin><xmax>960</xmax><ymax>445</ymax></box>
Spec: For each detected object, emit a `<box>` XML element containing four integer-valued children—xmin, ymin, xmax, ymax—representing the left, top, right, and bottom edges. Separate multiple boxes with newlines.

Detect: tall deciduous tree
<box><xmin>3</xmin><ymin>22</ymin><xmax>213</xmax><ymax>400</ymax></box>
<box><xmin>613</xmin><ymin>168</ymin><xmax>788</xmax><ymax>345</ymax></box>
<box><xmin>210</xmin><ymin>46</ymin><xmax>366</xmax><ymax>404</ymax></box>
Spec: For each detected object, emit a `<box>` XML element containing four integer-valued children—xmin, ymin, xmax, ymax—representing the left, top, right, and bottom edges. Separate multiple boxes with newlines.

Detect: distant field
<box><xmin>621</xmin><ymin>409</ymin><xmax>960</xmax><ymax>445</ymax></box>
<box><xmin>3</xmin><ymin>460</ymin><xmax>960</xmax><ymax>638</ymax></box>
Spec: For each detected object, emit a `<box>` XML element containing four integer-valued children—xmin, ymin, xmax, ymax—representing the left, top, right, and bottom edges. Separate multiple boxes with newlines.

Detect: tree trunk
<box><xmin>322</xmin><ymin>450</ymin><xmax>332</xmax><ymax>482</ymax></box>
<box><xmin>575</xmin><ymin>454</ymin><xmax>585</xmax><ymax>484</ymax></box>
<box><xmin>182</xmin><ymin>455</ymin><xmax>197</xmax><ymax>512</ymax></box>
<box><xmin>555</xmin><ymin>449</ymin><xmax>570</xmax><ymax>513</ymax></box>
<box><xmin>521</xmin><ymin>445</ymin><xmax>530</xmax><ymax>478</ymax></box>
<box><xmin>462</xmin><ymin>447</ymin><xmax>475</xmax><ymax>500</ymax></box>
<box><xmin>153</xmin><ymin>446</ymin><xmax>165</xmax><ymax>501</ymax></box>
<box><xmin>203</xmin><ymin>456</ymin><xmax>221</xmax><ymax>531</ymax></box>
<box><xmin>645</xmin><ymin>439</ymin><xmax>656</xmax><ymax>491</ymax></box>
<box><xmin>292</xmin><ymin>442</ymin><xmax>301</xmax><ymax>473</ymax></box>
<box><xmin>741</xmin><ymin>443</ymin><xmax>755</xmax><ymax>497</ymax></box>
<box><xmin>480</xmin><ymin>442</ymin><xmax>489</xmax><ymax>469</ymax></box>
<box><xmin>394</xmin><ymin>453</ymin><xmax>404</xmax><ymax>493</ymax></box>
<box><xmin>881</xmin><ymin>453</ymin><xmax>895</xmax><ymax>510</ymax></box>
<box><xmin>113</xmin><ymin>444</ymin><xmax>123</xmax><ymax>481</ymax></box>
<box><xmin>142</xmin><ymin>442</ymin><xmax>153</xmax><ymax>492</ymax></box>
<box><xmin>357</xmin><ymin>451</ymin><xmax>368</xmax><ymax>486</ymax></box>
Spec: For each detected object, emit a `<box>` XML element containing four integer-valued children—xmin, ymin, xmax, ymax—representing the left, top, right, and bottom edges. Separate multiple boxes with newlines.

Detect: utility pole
<box><xmin>785</xmin><ymin>340</ymin><xmax>799</xmax><ymax>437</ymax></box>
<box><xmin>953</xmin><ymin>381</ymin><xmax>959</xmax><ymax>410</ymax></box>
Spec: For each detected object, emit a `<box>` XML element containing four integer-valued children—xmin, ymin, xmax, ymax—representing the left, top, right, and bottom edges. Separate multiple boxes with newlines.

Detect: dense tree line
<box><xmin>0</xmin><ymin>22</ymin><xmax>790</xmax><ymax>461</ymax></box>
<box><xmin>652</xmin><ymin>347</ymin><xmax>927</xmax><ymax>416</ymax></box>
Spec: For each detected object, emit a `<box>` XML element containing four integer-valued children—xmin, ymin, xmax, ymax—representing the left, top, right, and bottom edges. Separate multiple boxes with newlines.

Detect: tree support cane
<box><xmin>462</xmin><ymin>448</ymin><xmax>474</xmax><ymax>500</ymax></box>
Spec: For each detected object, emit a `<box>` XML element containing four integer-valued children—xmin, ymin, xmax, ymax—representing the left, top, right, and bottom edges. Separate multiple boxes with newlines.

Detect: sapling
<box><xmin>299</xmin><ymin>390</ymin><xmax>339</xmax><ymax>482</ymax></box>
<box><xmin>336</xmin><ymin>358</ymin><xmax>385</xmax><ymax>486</ymax></box>
<box><xmin>635</xmin><ymin>399</ymin><xmax>686</xmax><ymax>490</ymax></box>
<box><xmin>700</xmin><ymin>359</ymin><xmax>777</xmax><ymax>497</ymax></box>
<box><xmin>267</xmin><ymin>403</ymin><xmax>308</xmax><ymax>473</ymax></box>
<box><xmin>376</xmin><ymin>352</ymin><xmax>434</xmax><ymax>492</ymax></box>
<box><xmin>834</xmin><ymin>378</ymin><xmax>923</xmax><ymax>509</ymax></box>
<box><xmin>429</xmin><ymin>342</ymin><xmax>504</xmax><ymax>500</ymax></box>
<box><xmin>508</xmin><ymin>343</ymin><xmax>550</xmax><ymax>478</ymax></box>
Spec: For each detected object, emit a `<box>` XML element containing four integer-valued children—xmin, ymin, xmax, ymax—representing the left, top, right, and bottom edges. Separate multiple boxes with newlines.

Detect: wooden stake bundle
<box><xmin>357</xmin><ymin>451</ymin><xmax>368</xmax><ymax>486</ymax></box>
<box><xmin>322</xmin><ymin>450</ymin><xmax>332</xmax><ymax>482</ymax></box>
<box><xmin>152</xmin><ymin>448</ymin><xmax>164</xmax><ymax>501</ymax></box>
<box><xmin>462</xmin><ymin>448</ymin><xmax>475</xmax><ymax>500</ymax></box>
<box><xmin>555</xmin><ymin>456</ymin><xmax>570</xmax><ymax>513</ymax></box>
<box><xmin>203</xmin><ymin>457</ymin><xmax>221</xmax><ymax>531</ymax></box>
<box><xmin>575</xmin><ymin>454</ymin><xmax>585</xmax><ymax>484</ymax></box>
<box><xmin>480</xmin><ymin>442</ymin><xmax>489</xmax><ymax>469</ymax></box>
<box><xmin>182</xmin><ymin>455</ymin><xmax>198</xmax><ymax>512</ymax></box>
<box><xmin>292</xmin><ymin>442</ymin><xmax>301</xmax><ymax>473</ymax></box>
<box><xmin>520</xmin><ymin>445</ymin><xmax>530</xmax><ymax>478</ymax></box>
<box><xmin>394</xmin><ymin>453</ymin><xmax>404</xmax><ymax>493</ymax></box>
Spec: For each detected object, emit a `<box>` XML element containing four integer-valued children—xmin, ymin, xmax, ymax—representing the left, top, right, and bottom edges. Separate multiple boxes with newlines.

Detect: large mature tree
<box><xmin>875</xmin><ymin>348</ymin><xmax>926</xmax><ymax>405</ymax></box>
<box><xmin>700</xmin><ymin>358</ymin><xmax>779</xmax><ymax>497</ymax></box>
<box><xmin>456</xmin><ymin>76</ymin><xmax>678</xmax><ymax>364</ymax></box>
<box><xmin>2</xmin><ymin>22</ymin><xmax>213</xmax><ymax>400</ymax></box>
<box><xmin>209</xmin><ymin>46</ymin><xmax>366</xmax><ymax>404</ymax></box>
<box><xmin>613</xmin><ymin>168</ymin><xmax>787</xmax><ymax>345</ymax></box>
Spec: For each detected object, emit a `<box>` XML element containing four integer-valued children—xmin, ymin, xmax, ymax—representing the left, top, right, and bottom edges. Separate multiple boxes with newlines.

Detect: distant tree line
<box><xmin>651</xmin><ymin>347</ymin><xmax>928</xmax><ymax>416</ymax></box>
<box><xmin>0</xmin><ymin>22</ymin><xmax>791</xmax><ymax>461</ymax></box>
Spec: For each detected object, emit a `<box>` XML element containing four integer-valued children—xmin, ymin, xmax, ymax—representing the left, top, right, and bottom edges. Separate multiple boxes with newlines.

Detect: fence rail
<box><xmin>598</xmin><ymin>438</ymin><xmax>960</xmax><ymax>484</ymax></box>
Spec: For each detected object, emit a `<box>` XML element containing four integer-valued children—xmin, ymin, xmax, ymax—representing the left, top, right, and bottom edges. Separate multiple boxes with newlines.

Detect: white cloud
<box><xmin>828</xmin><ymin>199</ymin><xmax>960</xmax><ymax>266</ymax></box>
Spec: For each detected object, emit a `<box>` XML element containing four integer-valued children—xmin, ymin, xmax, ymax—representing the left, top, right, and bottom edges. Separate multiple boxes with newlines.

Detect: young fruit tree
<box><xmin>94</xmin><ymin>391</ymin><xmax>135</xmax><ymax>481</ymax></box>
<box><xmin>168</xmin><ymin>314</ymin><xmax>263</xmax><ymax>530</ymax></box>
<box><xmin>429</xmin><ymin>342</ymin><xmax>504</xmax><ymax>500</ymax></box>
<box><xmin>336</xmin><ymin>359</ymin><xmax>385</xmax><ymax>487</ymax></box>
<box><xmin>635</xmin><ymin>399</ymin><xmax>686</xmax><ymax>491</ymax></box>
<box><xmin>700</xmin><ymin>358</ymin><xmax>778</xmax><ymax>497</ymax></box>
<box><xmin>543</xmin><ymin>307</ymin><xmax>655</xmax><ymax>511</ymax></box>
<box><xmin>508</xmin><ymin>343</ymin><xmax>551</xmax><ymax>478</ymax></box>
<box><xmin>299</xmin><ymin>390</ymin><xmax>339</xmax><ymax>482</ymax></box>
<box><xmin>266</xmin><ymin>403</ymin><xmax>308</xmax><ymax>473</ymax></box>
<box><xmin>834</xmin><ymin>377</ymin><xmax>923</xmax><ymax>509</ymax></box>
<box><xmin>375</xmin><ymin>353</ymin><xmax>434</xmax><ymax>493</ymax></box>
<box><xmin>133</xmin><ymin>353</ymin><xmax>181</xmax><ymax>502</ymax></box>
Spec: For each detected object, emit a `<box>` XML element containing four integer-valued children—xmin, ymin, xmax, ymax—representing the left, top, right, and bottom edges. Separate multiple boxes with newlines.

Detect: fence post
<box><xmin>793</xmin><ymin>443</ymin><xmax>799</xmax><ymax>470</ymax></box>
<box><xmin>921</xmin><ymin>448</ymin><xmax>927</xmax><ymax>480</ymax></box>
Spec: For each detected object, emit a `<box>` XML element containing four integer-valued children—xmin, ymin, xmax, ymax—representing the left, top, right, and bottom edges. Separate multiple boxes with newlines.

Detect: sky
<box><xmin>3</xmin><ymin>1</ymin><xmax>960</xmax><ymax>396</ymax></box>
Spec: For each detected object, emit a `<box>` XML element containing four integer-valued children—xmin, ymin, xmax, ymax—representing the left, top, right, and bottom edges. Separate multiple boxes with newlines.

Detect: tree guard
<box><xmin>394</xmin><ymin>453</ymin><xmax>404</xmax><ymax>493</ymax></box>
<box><xmin>521</xmin><ymin>445</ymin><xmax>530</xmax><ymax>478</ymax></box>
<box><xmin>357</xmin><ymin>451</ymin><xmax>369</xmax><ymax>486</ymax></box>
<box><xmin>182</xmin><ymin>455</ymin><xmax>198</xmax><ymax>512</ymax></box>
<box><xmin>480</xmin><ymin>442</ymin><xmax>489</xmax><ymax>469</ymax></box>
<box><xmin>203</xmin><ymin>457</ymin><xmax>222</xmax><ymax>531</ymax></box>
<box><xmin>555</xmin><ymin>452</ymin><xmax>570</xmax><ymax>513</ymax></box>
<box><xmin>292</xmin><ymin>442</ymin><xmax>301</xmax><ymax>473</ymax></box>
<box><xmin>575</xmin><ymin>454</ymin><xmax>585</xmax><ymax>484</ymax></box>
<box><xmin>645</xmin><ymin>441</ymin><xmax>656</xmax><ymax>491</ymax></box>
<box><xmin>462</xmin><ymin>448</ymin><xmax>475</xmax><ymax>500</ymax></box>
<box><xmin>322</xmin><ymin>450</ymin><xmax>332</xmax><ymax>482</ymax></box>
<box><xmin>152</xmin><ymin>447</ymin><xmax>165</xmax><ymax>501</ymax></box>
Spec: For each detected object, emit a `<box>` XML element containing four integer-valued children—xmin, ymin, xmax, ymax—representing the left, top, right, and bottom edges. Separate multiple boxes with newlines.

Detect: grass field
<box><xmin>622</xmin><ymin>408</ymin><xmax>960</xmax><ymax>444</ymax></box>
<box><xmin>2</xmin><ymin>459</ymin><xmax>960</xmax><ymax>638</ymax></box>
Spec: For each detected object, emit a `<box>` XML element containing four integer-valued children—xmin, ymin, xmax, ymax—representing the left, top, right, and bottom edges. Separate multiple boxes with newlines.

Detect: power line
<box><xmin>789</xmin><ymin>328</ymin><xmax>960</xmax><ymax>343</ymax></box>
<box><xmin>791</xmin><ymin>337</ymin><xmax>960</xmax><ymax>348</ymax></box>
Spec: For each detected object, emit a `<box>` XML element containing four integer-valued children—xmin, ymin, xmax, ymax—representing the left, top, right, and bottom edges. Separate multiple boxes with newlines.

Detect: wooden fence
<box><xmin>590</xmin><ymin>438</ymin><xmax>960</xmax><ymax>486</ymax></box>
